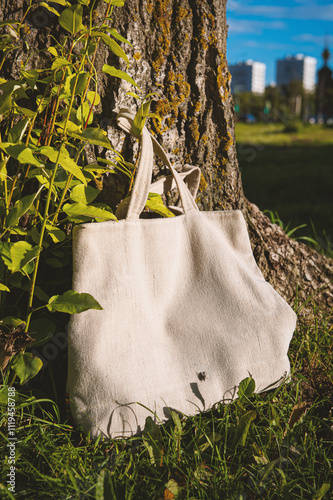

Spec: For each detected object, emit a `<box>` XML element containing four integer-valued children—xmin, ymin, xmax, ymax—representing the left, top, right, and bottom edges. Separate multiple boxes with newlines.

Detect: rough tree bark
<box><xmin>1</xmin><ymin>0</ymin><xmax>332</xmax><ymax>312</ymax></box>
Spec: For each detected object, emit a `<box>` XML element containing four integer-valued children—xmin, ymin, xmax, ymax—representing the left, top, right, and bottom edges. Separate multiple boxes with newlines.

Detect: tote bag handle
<box><xmin>149</xmin><ymin>164</ymin><xmax>201</xmax><ymax>204</ymax></box>
<box><xmin>117</xmin><ymin>108</ymin><xmax>199</xmax><ymax>221</ymax></box>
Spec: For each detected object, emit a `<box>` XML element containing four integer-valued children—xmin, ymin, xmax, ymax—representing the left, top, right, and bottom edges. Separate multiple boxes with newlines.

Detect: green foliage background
<box><xmin>0</xmin><ymin>0</ymin><xmax>165</xmax><ymax>385</ymax></box>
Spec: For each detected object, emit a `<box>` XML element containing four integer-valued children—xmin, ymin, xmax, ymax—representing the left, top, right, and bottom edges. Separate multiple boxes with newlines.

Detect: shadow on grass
<box><xmin>237</xmin><ymin>144</ymin><xmax>333</xmax><ymax>237</ymax></box>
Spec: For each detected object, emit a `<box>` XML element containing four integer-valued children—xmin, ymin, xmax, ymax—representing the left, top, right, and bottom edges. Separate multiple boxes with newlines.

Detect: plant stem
<box><xmin>51</xmin><ymin>139</ymin><xmax>86</xmax><ymax>224</ymax></box>
<box><xmin>25</xmin><ymin>51</ymin><xmax>89</xmax><ymax>329</ymax></box>
<box><xmin>128</xmin><ymin>141</ymin><xmax>141</xmax><ymax>192</ymax></box>
<box><xmin>25</xmin><ymin>144</ymin><xmax>63</xmax><ymax>331</ymax></box>
<box><xmin>51</xmin><ymin>174</ymin><xmax>73</xmax><ymax>224</ymax></box>
<box><xmin>81</xmin><ymin>1</ymin><xmax>112</xmax><ymax>104</ymax></box>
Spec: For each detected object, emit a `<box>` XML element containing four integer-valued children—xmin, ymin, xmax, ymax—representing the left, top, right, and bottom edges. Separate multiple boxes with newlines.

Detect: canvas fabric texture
<box><xmin>67</xmin><ymin>109</ymin><xmax>297</xmax><ymax>439</ymax></box>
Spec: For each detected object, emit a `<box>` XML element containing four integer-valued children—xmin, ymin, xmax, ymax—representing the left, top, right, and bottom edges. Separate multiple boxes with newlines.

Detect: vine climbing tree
<box><xmin>1</xmin><ymin>0</ymin><xmax>332</xmax><ymax>315</ymax></box>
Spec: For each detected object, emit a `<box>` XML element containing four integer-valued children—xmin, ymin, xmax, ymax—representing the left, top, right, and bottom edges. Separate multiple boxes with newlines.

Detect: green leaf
<box><xmin>84</xmin><ymin>163</ymin><xmax>110</xmax><ymax>175</ymax></box>
<box><xmin>0</xmin><ymin>143</ymin><xmax>41</xmax><ymax>166</ymax></box>
<box><xmin>19</xmin><ymin>281</ymin><xmax>49</xmax><ymax>302</ymax></box>
<box><xmin>238</xmin><ymin>377</ymin><xmax>256</xmax><ymax>403</ymax></box>
<box><xmin>108</xmin><ymin>28</ymin><xmax>132</xmax><ymax>46</ymax></box>
<box><xmin>165</xmin><ymin>479</ymin><xmax>182</xmax><ymax>498</ymax></box>
<box><xmin>11</xmin><ymin>352</ymin><xmax>43</xmax><ymax>384</ymax></box>
<box><xmin>46</xmin><ymin>257</ymin><xmax>64</xmax><ymax>268</ymax></box>
<box><xmin>9</xmin><ymin>272</ymin><xmax>23</xmax><ymax>288</ymax></box>
<box><xmin>196</xmin><ymin>431</ymin><xmax>222</xmax><ymax>453</ymax></box>
<box><xmin>95</xmin><ymin>469</ymin><xmax>105</xmax><ymax>500</ymax></box>
<box><xmin>51</xmin><ymin>57</ymin><xmax>72</xmax><ymax>70</ymax></box>
<box><xmin>0</xmin><ymin>20</ymin><xmax>20</xmax><ymax>28</ymax></box>
<box><xmin>0</xmin><ymin>80</ymin><xmax>16</xmax><ymax>92</ymax></box>
<box><xmin>47</xmin><ymin>290</ymin><xmax>103</xmax><ymax>314</ymax></box>
<box><xmin>111</xmin><ymin>0</ymin><xmax>125</xmax><ymax>5</ymax></box>
<box><xmin>70</xmin><ymin>184</ymin><xmax>99</xmax><ymax>204</ymax></box>
<box><xmin>313</xmin><ymin>483</ymin><xmax>331</xmax><ymax>500</ymax></box>
<box><xmin>45</xmin><ymin>0</ymin><xmax>70</xmax><ymax>5</ymax></box>
<box><xmin>98</xmin><ymin>34</ymin><xmax>129</xmax><ymax>64</ymax></box>
<box><xmin>59</xmin><ymin>4</ymin><xmax>84</xmax><ymax>34</ymax></box>
<box><xmin>231</xmin><ymin>410</ymin><xmax>257</xmax><ymax>450</ymax></box>
<box><xmin>142</xmin><ymin>416</ymin><xmax>164</xmax><ymax>465</ymax></box>
<box><xmin>102</xmin><ymin>64</ymin><xmax>138</xmax><ymax>88</ymax></box>
<box><xmin>8</xmin><ymin>117</ymin><xmax>29</xmax><ymax>143</ymax></box>
<box><xmin>30</xmin><ymin>318</ymin><xmax>56</xmax><ymax>347</ymax></box>
<box><xmin>0</xmin><ymin>89</ymin><xmax>12</xmax><ymax>114</ymax></box>
<box><xmin>270</xmin><ymin>404</ymin><xmax>281</xmax><ymax>428</ymax></box>
<box><xmin>0</xmin><ymin>283</ymin><xmax>10</xmax><ymax>292</ymax></box>
<box><xmin>47</xmin><ymin>46</ymin><xmax>58</xmax><ymax>57</ymax></box>
<box><xmin>0</xmin><ymin>316</ymin><xmax>25</xmax><ymax>328</ymax></box>
<box><xmin>67</xmin><ymin>127</ymin><xmax>112</xmax><ymax>148</ymax></box>
<box><xmin>76</xmin><ymin>101</ymin><xmax>93</xmax><ymax>127</ymax></box>
<box><xmin>132</xmin><ymin>98</ymin><xmax>156</xmax><ymax>136</ymax></box>
<box><xmin>64</xmin><ymin>72</ymin><xmax>89</xmax><ymax>96</ymax></box>
<box><xmin>86</xmin><ymin>40</ymin><xmax>97</xmax><ymax>56</ymax></box>
<box><xmin>30</xmin><ymin>172</ymin><xmax>52</xmax><ymax>190</ymax></box>
<box><xmin>145</xmin><ymin>193</ymin><xmax>175</xmax><ymax>218</ymax></box>
<box><xmin>95</xmin><ymin>469</ymin><xmax>116</xmax><ymax>500</ymax></box>
<box><xmin>40</xmin><ymin>2</ymin><xmax>60</xmax><ymax>16</ymax></box>
<box><xmin>10</xmin><ymin>242</ymin><xmax>40</xmax><ymax>273</ymax></box>
<box><xmin>0</xmin><ymin>160</ymin><xmax>7</xmax><ymax>181</ymax></box>
<box><xmin>0</xmin><ymin>242</ymin><xmax>11</xmax><ymax>270</ymax></box>
<box><xmin>5</xmin><ymin>192</ymin><xmax>40</xmax><ymax>229</ymax></box>
<box><xmin>63</xmin><ymin>202</ymin><xmax>117</xmax><ymax>222</ymax></box>
<box><xmin>45</xmin><ymin>224</ymin><xmax>66</xmax><ymax>243</ymax></box>
<box><xmin>132</xmin><ymin>105</ymin><xmax>145</xmax><ymax>136</ymax></box>
<box><xmin>8</xmin><ymin>226</ymin><xmax>28</xmax><ymax>236</ymax></box>
<box><xmin>14</xmin><ymin>105</ymin><xmax>36</xmax><ymax>119</ymax></box>
<box><xmin>0</xmin><ymin>386</ymin><xmax>19</xmax><ymax>405</ymax></box>
<box><xmin>55</xmin><ymin>118</ymin><xmax>81</xmax><ymax>133</ymax></box>
<box><xmin>20</xmin><ymin>69</ymin><xmax>39</xmax><ymax>89</ymax></box>
<box><xmin>126</xmin><ymin>91</ymin><xmax>140</xmax><ymax>99</ymax></box>
<box><xmin>39</xmin><ymin>145</ymin><xmax>87</xmax><ymax>185</ymax></box>
<box><xmin>86</xmin><ymin>90</ymin><xmax>100</xmax><ymax>105</ymax></box>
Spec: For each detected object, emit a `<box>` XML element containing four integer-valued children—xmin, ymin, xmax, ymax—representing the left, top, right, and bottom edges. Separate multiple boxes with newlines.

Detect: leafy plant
<box><xmin>0</xmin><ymin>0</ymin><xmax>164</xmax><ymax>385</ymax></box>
<box><xmin>263</xmin><ymin>210</ymin><xmax>318</xmax><ymax>244</ymax></box>
<box><xmin>263</xmin><ymin>210</ymin><xmax>333</xmax><ymax>258</ymax></box>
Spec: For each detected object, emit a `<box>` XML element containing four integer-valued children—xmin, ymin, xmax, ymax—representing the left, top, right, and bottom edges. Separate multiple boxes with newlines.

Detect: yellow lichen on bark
<box><xmin>153</xmin><ymin>72</ymin><xmax>191</xmax><ymax>134</ymax></box>
<box><xmin>189</xmin><ymin>117</ymin><xmax>200</xmax><ymax>142</ymax></box>
<box><xmin>216</xmin><ymin>54</ymin><xmax>231</xmax><ymax>102</ymax></box>
<box><xmin>199</xmin><ymin>173</ymin><xmax>207</xmax><ymax>191</ymax></box>
<box><xmin>151</xmin><ymin>0</ymin><xmax>172</xmax><ymax>75</ymax></box>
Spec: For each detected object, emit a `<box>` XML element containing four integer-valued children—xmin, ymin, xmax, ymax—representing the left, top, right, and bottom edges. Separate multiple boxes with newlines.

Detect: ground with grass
<box><xmin>0</xmin><ymin>299</ymin><xmax>332</xmax><ymax>499</ymax></box>
<box><xmin>236</xmin><ymin>123</ymin><xmax>333</xmax><ymax>244</ymax></box>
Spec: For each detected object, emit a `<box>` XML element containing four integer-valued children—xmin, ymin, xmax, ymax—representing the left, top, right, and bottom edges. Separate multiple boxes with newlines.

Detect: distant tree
<box><xmin>235</xmin><ymin>92</ymin><xmax>264</xmax><ymax>121</ymax></box>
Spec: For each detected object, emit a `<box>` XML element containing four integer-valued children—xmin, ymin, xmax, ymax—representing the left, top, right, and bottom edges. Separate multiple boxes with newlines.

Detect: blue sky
<box><xmin>226</xmin><ymin>0</ymin><xmax>333</xmax><ymax>84</ymax></box>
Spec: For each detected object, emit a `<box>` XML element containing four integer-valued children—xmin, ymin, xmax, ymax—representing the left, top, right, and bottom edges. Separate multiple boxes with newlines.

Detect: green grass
<box><xmin>1</xmin><ymin>301</ymin><xmax>332</xmax><ymax>499</ymax></box>
<box><xmin>235</xmin><ymin>123</ymin><xmax>333</xmax><ymax>146</ymax></box>
<box><xmin>235</xmin><ymin>123</ymin><xmax>333</xmax><ymax>239</ymax></box>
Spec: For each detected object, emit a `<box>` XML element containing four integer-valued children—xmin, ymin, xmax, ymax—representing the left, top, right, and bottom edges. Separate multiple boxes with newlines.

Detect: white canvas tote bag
<box><xmin>67</xmin><ymin>109</ymin><xmax>297</xmax><ymax>439</ymax></box>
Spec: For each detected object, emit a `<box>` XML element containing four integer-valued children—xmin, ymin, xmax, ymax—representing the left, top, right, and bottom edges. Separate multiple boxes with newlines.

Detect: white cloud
<box><xmin>293</xmin><ymin>33</ymin><xmax>326</xmax><ymax>44</ymax></box>
<box><xmin>244</xmin><ymin>40</ymin><xmax>260</xmax><ymax>47</ymax></box>
<box><xmin>228</xmin><ymin>19</ymin><xmax>288</xmax><ymax>34</ymax></box>
<box><xmin>243</xmin><ymin>40</ymin><xmax>298</xmax><ymax>51</ymax></box>
<box><xmin>228</xmin><ymin>0</ymin><xmax>241</xmax><ymax>10</ymax></box>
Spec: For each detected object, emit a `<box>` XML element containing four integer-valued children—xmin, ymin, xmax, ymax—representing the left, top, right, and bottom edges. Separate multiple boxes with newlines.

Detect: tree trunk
<box><xmin>1</xmin><ymin>0</ymin><xmax>332</xmax><ymax>312</ymax></box>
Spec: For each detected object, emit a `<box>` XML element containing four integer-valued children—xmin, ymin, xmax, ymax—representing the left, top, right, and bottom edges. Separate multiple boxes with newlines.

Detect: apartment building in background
<box><xmin>276</xmin><ymin>54</ymin><xmax>317</xmax><ymax>92</ymax></box>
<box><xmin>229</xmin><ymin>60</ymin><xmax>266</xmax><ymax>95</ymax></box>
